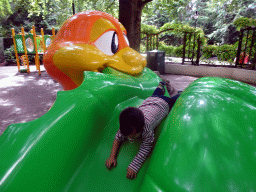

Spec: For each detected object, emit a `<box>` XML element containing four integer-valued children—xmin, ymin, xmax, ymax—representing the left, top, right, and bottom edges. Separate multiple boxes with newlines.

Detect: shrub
<box><xmin>158</xmin><ymin>42</ymin><xmax>175</xmax><ymax>56</ymax></box>
<box><xmin>215</xmin><ymin>44</ymin><xmax>237</xmax><ymax>62</ymax></box>
<box><xmin>140</xmin><ymin>44</ymin><xmax>146</xmax><ymax>53</ymax></box>
<box><xmin>4</xmin><ymin>45</ymin><xmax>16</xmax><ymax>64</ymax></box>
<box><xmin>174</xmin><ymin>45</ymin><xmax>184</xmax><ymax>58</ymax></box>
<box><xmin>202</xmin><ymin>45</ymin><xmax>218</xmax><ymax>59</ymax></box>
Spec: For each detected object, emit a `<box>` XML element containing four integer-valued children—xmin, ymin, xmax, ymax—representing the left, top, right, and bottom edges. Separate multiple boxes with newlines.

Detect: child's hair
<box><xmin>119</xmin><ymin>107</ymin><xmax>145</xmax><ymax>136</ymax></box>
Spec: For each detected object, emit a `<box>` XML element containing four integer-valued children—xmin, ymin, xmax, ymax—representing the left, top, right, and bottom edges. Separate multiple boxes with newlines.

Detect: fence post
<box><xmin>182</xmin><ymin>32</ymin><xmax>187</xmax><ymax>64</ymax></box>
<box><xmin>157</xmin><ymin>34</ymin><xmax>159</xmax><ymax>50</ymax></box>
<box><xmin>146</xmin><ymin>34</ymin><xmax>149</xmax><ymax>52</ymax></box>
<box><xmin>235</xmin><ymin>29</ymin><xmax>244</xmax><ymax>67</ymax></box>
<box><xmin>153</xmin><ymin>35</ymin><xmax>155</xmax><ymax>50</ymax></box>
<box><xmin>252</xmin><ymin>50</ymin><xmax>256</xmax><ymax>70</ymax></box>
<box><xmin>248</xmin><ymin>28</ymin><xmax>255</xmax><ymax>64</ymax></box>
<box><xmin>241</xmin><ymin>29</ymin><xmax>250</xmax><ymax>66</ymax></box>
<box><xmin>21</xmin><ymin>27</ymin><xmax>30</xmax><ymax>73</ymax></box>
<box><xmin>187</xmin><ymin>33</ymin><xmax>192</xmax><ymax>61</ymax></box>
<box><xmin>11</xmin><ymin>29</ymin><xmax>21</xmax><ymax>71</ymax></box>
<box><xmin>192</xmin><ymin>32</ymin><xmax>196</xmax><ymax>65</ymax></box>
<box><xmin>196</xmin><ymin>35</ymin><xmax>201</xmax><ymax>65</ymax></box>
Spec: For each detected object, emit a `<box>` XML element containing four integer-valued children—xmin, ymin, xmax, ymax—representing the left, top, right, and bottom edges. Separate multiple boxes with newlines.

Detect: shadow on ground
<box><xmin>0</xmin><ymin>71</ymin><xmax>63</xmax><ymax>135</ymax></box>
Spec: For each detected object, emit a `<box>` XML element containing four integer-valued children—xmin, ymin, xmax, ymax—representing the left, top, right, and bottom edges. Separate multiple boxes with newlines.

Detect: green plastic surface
<box><xmin>0</xmin><ymin>67</ymin><xmax>168</xmax><ymax>191</ymax></box>
<box><xmin>1</xmin><ymin>68</ymin><xmax>256</xmax><ymax>191</ymax></box>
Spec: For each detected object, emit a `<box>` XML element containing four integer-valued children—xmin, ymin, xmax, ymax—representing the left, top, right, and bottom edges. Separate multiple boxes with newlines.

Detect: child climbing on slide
<box><xmin>105</xmin><ymin>81</ymin><xmax>181</xmax><ymax>180</ymax></box>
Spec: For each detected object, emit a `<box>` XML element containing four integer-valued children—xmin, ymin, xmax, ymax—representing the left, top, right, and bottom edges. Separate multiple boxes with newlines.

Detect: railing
<box><xmin>235</xmin><ymin>26</ymin><xmax>256</xmax><ymax>70</ymax></box>
<box><xmin>142</xmin><ymin>29</ymin><xmax>201</xmax><ymax>65</ymax></box>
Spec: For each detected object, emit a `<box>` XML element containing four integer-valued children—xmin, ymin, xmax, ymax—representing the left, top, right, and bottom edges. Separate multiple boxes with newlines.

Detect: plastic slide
<box><xmin>0</xmin><ymin>67</ymin><xmax>170</xmax><ymax>191</ymax></box>
<box><xmin>1</xmin><ymin>66</ymin><xmax>256</xmax><ymax>191</ymax></box>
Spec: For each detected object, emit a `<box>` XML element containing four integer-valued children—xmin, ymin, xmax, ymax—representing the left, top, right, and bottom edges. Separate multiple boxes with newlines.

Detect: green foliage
<box><xmin>140</xmin><ymin>44</ymin><xmax>146</xmax><ymax>53</ymax></box>
<box><xmin>215</xmin><ymin>44</ymin><xmax>237</xmax><ymax>62</ymax></box>
<box><xmin>141</xmin><ymin>22</ymin><xmax>207</xmax><ymax>56</ymax></box>
<box><xmin>0</xmin><ymin>0</ymin><xmax>119</xmax><ymax>37</ymax></box>
<box><xmin>234</xmin><ymin>17</ymin><xmax>256</xmax><ymax>30</ymax></box>
<box><xmin>201</xmin><ymin>44</ymin><xmax>237</xmax><ymax>63</ymax></box>
<box><xmin>4</xmin><ymin>45</ymin><xmax>16</xmax><ymax>64</ymax></box>
<box><xmin>0</xmin><ymin>0</ymin><xmax>12</xmax><ymax>18</ymax></box>
<box><xmin>202</xmin><ymin>45</ymin><xmax>218</xmax><ymax>59</ymax></box>
<box><xmin>158</xmin><ymin>41</ymin><xmax>197</xmax><ymax>58</ymax></box>
<box><xmin>141</xmin><ymin>24</ymin><xmax>158</xmax><ymax>34</ymax></box>
<box><xmin>158</xmin><ymin>42</ymin><xmax>176</xmax><ymax>56</ymax></box>
<box><xmin>173</xmin><ymin>45</ymin><xmax>184</xmax><ymax>57</ymax></box>
<box><xmin>160</xmin><ymin>23</ymin><xmax>195</xmax><ymax>34</ymax></box>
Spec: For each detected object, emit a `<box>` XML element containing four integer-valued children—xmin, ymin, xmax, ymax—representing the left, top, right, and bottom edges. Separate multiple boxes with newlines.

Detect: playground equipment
<box><xmin>1</xmin><ymin>11</ymin><xmax>256</xmax><ymax>191</ymax></box>
<box><xmin>43</xmin><ymin>11</ymin><xmax>145</xmax><ymax>90</ymax></box>
<box><xmin>11</xmin><ymin>26</ymin><xmax>55</xmax><ymax>75</ymax></box>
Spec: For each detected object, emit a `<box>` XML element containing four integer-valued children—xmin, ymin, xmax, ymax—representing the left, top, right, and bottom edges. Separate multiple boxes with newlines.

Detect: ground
<box><xmin>0</xmin><ymin>65</ymin><xmax>198</xmax><ymax>136</ymax></box>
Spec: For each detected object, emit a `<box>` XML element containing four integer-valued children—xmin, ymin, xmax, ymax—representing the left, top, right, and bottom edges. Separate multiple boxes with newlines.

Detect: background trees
<box><xmin>1</xmin><ymin>0</ymin><xmax>256</xmax><ymax>49</ymax></box>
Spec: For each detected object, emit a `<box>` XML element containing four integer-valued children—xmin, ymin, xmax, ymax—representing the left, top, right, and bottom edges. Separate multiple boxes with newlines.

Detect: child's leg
<box><xmin>153</xmin><ymin>93</ymin><xmax>181</xmax><ymax>110</ymax></box>
<box><xmin>167</xmin><ymin>94</ymin><xmax>180</xmax><ymax>109</ymax></box>
<box><xmin>152</xmin><ymin>81</ymin><xmax>165</xmax><ymax>96</ymax></box>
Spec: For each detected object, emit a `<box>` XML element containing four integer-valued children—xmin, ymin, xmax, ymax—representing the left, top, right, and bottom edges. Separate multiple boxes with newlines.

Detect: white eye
<box><xmin>95</xmin><ymin>31</ymin><xmax>119</xmax><ymax>56</ymax></box>
<box><xmin>123</xmin><ymin>33</ymin><xmax>129</xmax><ymax>46</ymax></box>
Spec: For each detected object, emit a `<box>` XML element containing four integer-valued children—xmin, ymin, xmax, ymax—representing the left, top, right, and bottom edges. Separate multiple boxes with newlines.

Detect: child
<box><xmin>105</xmin><ymin>81</ymin><xmax>181</xmax><ymax>180</ymax></box>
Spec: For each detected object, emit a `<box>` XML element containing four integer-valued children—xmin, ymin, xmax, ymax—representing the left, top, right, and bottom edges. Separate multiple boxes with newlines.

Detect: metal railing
<box><xmin>235</xmin><ymin>26</ymin><xmax>256</xmax><ymax>70</ymax></box>
<box><xmin>142</xmin><ymin>29</ymin><xmax>201</xmax><ymax>65</ymax></box>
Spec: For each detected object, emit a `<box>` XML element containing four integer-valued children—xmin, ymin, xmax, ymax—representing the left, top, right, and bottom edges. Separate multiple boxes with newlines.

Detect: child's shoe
<box><xmin>157</xmin><ymin>81</ymin><xmax>166</xmax><ymax>94</ymax></box>
<box><xmin>164</xmin><ymin>80</ymin><xmax>174</xmax><ymax>95</ymax></box>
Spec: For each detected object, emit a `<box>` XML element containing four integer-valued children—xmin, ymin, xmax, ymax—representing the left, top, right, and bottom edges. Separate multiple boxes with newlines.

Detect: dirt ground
<box><xmin>0</xmin><ymin>65</ymin><xmax>198</xmax><ymax>136</ymax></box>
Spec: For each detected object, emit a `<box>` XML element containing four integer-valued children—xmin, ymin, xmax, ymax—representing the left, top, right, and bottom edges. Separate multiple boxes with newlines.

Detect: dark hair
<box><xmin>119</xmin><ymin>107</ymin><xmax>145</xmax><ymax>136</ymax></box>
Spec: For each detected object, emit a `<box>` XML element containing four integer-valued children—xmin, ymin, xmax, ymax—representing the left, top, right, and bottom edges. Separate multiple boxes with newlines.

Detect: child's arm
<box><xmin>105</xmin><ymin>139</ymin><xmax>122</xmax><ymax>170</ymax></box>
<box><xmin>128</xmin><ymin>140</ymin><xmax>153</xmax><ymax>175</ymax></box>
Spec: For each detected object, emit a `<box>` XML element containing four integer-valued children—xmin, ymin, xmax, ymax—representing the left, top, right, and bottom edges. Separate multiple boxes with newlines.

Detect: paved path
<box><xmin>0</xmin><ymin>66</ymin><xmax>63</xmax><ymax>135</ymax></box>
<box><xmin>0</xmin><ymin>66</ymin><xmax>198</xmax><ymax>135</ymax></box>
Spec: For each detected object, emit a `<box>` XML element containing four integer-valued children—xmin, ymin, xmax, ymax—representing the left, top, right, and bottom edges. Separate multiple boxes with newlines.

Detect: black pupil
<box><xmin>111</xmin><ymin>32</ymin><xmax>118</xmax><ymax>54</ymax></box>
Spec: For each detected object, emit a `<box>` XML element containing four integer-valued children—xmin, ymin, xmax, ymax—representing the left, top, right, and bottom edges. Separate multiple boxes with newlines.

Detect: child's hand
<box><xmin>105</xmin><ymin>157</ymin><xmax>117</xmax><ymax>170</ymax></box>
<box><xmin>126</xmin><ymin>167</ymin><xmax>137</xmax><ymax>180</ymax></box>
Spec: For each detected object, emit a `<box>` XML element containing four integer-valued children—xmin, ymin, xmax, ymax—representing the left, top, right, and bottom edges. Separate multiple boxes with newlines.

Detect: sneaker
<box><xmin>157</xmin><ymin>81</ymin><xmax>166</xmax><ymax>95</ymax></box>
<box><xmin>159</xmin><ymin>81</ymin><xmax>166</xmax><ymax>86</ymax></box>
<box><xmin>162</xmin><ymin>80</ymin><xmax>174</xmax><ymax>96</ymax></box>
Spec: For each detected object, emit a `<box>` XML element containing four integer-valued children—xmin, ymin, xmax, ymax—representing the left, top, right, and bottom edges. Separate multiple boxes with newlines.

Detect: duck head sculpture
<box><xmin>43</xmin><ymin>11</ymin><xmax>146</xmax><ymax>90</ymax></box>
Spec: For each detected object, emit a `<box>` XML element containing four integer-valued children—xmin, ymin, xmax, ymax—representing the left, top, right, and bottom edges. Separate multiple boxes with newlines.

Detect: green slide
<box><xmin>1</xmin><ymin>67</ymin><xmax>256</xmax><ymax>191</ymax></box>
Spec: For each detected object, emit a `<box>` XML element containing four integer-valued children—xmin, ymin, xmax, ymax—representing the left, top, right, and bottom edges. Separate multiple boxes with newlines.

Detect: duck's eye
<box><xmin>123</xmin><ymin>33</ymin><xmax>130</xmax><ymax>46</ymax></box>
<box><xmin>111</xmin><ymin>32</ymin><xmax>118</xmax><ymax>54</ymax></box>
<box><xmin>95</xmin><ymin>31</ymin><xmax>119</xmax><ymax>56</ymax></box>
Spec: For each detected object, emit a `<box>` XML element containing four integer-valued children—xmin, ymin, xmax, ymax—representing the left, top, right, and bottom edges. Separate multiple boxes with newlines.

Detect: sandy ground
<box><xmin>0</xmin><ymin>65</ymin><xmax>198</xmax><ymax>136</ymax></box>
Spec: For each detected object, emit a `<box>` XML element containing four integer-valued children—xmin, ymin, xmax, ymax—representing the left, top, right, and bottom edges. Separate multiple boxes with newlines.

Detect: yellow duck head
<box><xmin>43</xmin><ymin>11</ymin><xmax>146</xmax><ymax>90</ymax></box>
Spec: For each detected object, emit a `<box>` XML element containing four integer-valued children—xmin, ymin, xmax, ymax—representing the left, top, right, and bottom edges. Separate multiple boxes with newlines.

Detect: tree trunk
<box><xmin>119</xmin><ymin>0</ymin><xmax>153</xmax><ymax>52</ymax></box>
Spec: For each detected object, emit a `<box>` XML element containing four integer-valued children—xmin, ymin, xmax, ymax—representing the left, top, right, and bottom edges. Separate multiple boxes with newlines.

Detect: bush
<box><xmin>4</xmin><ymin>45</ymin><xmax>16</xmax><ymax>64</ymax></box>
<box><xmin>174</xmin><ymin>45</ymin><xmax>184</xmax><ymax>58</ymax></box>
<box><xmin>158</xmin><ymin>42</ymin><xmax>175</xmax><ymax>56</ymax></box>
<box><xmin>215</xmin><ymin>44</ymin><xmax>237</xmax><ymax>62</ymax></box>
<box><xmin>140</xmin><ymin>44</ymin><xmax>146</xmax><ymax>53</ymax></box>
<box><xmin>202</xmin><ymin>45</ymin><xmax>218</xmax><ymax>59</ymax></box>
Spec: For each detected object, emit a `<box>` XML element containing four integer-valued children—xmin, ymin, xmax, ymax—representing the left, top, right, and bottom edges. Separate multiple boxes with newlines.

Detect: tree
<box><xmin>119</xmin><ymin>0</ymin><xmax>153</xmax><ymax>52</ymax></box>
